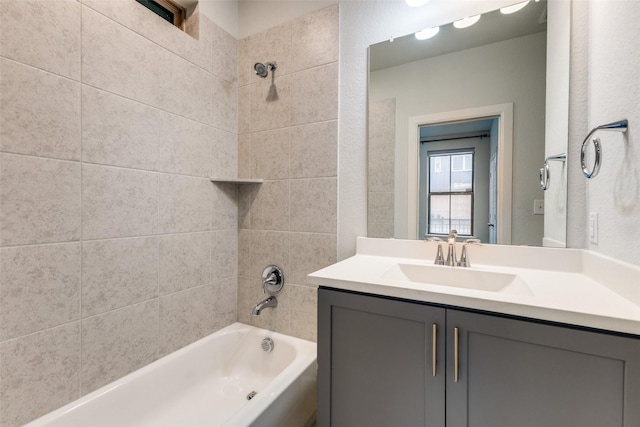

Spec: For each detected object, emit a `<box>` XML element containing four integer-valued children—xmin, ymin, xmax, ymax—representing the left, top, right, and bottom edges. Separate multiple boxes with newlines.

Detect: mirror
<box><xmin>367</xmin><ymin>0</ymin><xmax>570</xmax><ymax>247</ymax></box>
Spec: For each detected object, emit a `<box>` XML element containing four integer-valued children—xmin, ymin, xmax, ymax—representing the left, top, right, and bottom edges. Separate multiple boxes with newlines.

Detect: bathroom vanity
<box><xmin>310</xmin><ymin>238</ymin><xmax>640</xmax><ymax>427</ymax></box>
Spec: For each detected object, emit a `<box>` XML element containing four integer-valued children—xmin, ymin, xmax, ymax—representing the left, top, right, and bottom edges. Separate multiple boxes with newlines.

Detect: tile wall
<box><xmin>368</xmin><ymin>97</ymin><xmax>396</xmax><ymax>238</ymax></box>
<box><xmin>0</xmin><ymin>1</ymin><xmax>238</xmax><ymax>425</ymax></box>
<box><xmin>236</xmin><ymin>5</ymin><xmax>339</xmax><ymax>342</ymax></box>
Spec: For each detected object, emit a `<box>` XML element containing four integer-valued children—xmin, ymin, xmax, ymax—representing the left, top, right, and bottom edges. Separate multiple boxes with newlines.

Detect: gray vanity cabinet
<box><xmin>318</xmin><ymin>287</ymin><xmax>640</xmax><ymax>427</ymax></box>
<box><xmin>447</xmin><ymin>309</ymin><xmax>640</xmax><ymax>427</ymax></box>
<box><xmin>317</xmin><ymin>288</ymin><xmax>446</xmax><ymax>427</ymax></box>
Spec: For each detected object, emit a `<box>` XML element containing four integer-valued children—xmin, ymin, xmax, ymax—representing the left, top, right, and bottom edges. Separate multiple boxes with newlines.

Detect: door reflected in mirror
<box><xmin>367</xmin><ymin>0</ymin><xmax>569</xmax><ymax>247</ymax></box>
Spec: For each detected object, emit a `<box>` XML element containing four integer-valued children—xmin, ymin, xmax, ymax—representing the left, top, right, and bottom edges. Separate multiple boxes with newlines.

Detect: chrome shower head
<box><xmin>254</xmin><ymin>62</ymin><xmax>277</xmax><ymax>78</ymax></box>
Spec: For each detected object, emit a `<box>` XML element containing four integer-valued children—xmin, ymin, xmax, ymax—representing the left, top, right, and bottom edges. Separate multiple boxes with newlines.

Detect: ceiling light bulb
<box><xmin>453</xmin><ymin>15</ymin><xmax>481</xmax><ymax>29</ymax></box>
<box><xmin>405</xmin><ymin>0</ymin><xmax>429</xmax><ymax>7</ymax></box>
<box><xmin>415</xmin><ymin>26</ymin><xmax>440</xmax><ymax>40</ymax></box>
<box><xmin>500</xmin><ymin>1</ymin><xmax>530</xmax><ymax>14</ymax></box>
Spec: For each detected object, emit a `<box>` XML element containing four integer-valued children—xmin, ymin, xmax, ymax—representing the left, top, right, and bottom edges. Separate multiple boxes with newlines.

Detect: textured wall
<box><xmin>236</xmin><ymin>5</ymin><xmax>339</xmax><ymax>342</ymax></box>
<box><xmin>0</xmin><ymin>1</ymin><xmax>238</xmax><ymax>425</ymax></box>
<box><xmin>583</xmin><ymin>0</ymin><xmax>640</xmax><ymax>266</ymax></box>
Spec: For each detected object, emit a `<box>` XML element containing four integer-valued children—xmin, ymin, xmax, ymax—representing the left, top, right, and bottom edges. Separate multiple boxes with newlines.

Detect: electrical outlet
<box><xmin>533</xmin><ymin>199</ymin><xmax>544</xmax><ymax>215</ymax></box>
<box><xmin>589</xmin><ymin>212</ymin><xmax>599</xmax><ymax>244</ymax></box>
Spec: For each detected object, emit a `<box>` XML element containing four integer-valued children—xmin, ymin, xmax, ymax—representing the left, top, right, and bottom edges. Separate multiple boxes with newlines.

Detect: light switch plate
<box><xmin>533</xmin><ymin>199</ymin><xmax>544</xmax><ymax>215</ymax></box>
<box><xmin>589</xmin><ymin>212</ymin><xmax>598</xmax><ymax>244</ymax></box>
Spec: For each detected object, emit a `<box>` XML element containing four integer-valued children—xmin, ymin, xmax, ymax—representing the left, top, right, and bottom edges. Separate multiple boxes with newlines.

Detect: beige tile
<box><xmin>290</xmin><ymin>284</ymin><xmax>318</xmax><ymax>341</ymax></box>
<box><xmin>82</xmin><ymin>237</ymin><xmax>159</xmax><ymax>317</ymax></box>
<box><xmin>211</xmin><ymin>229</ymin><xmax>237</xmax><ymax>280</ymax></box>
<box><xmin>157</xmin><ymin>119</ymin><xmax>213</xmax><ymax>178</ymax></box>
<box><xmin>368</xmin><ymin>222</ymin><xmax>394</xmax><ymax>239</ymax></box>
<box><xmin>251</xmin><ymin>74</ymin><xmax>291</xmax><ymax>132</ymax></box>
<box><xmin>237</xmin><ymin>184</ymin><xmax>256</xmax><ymax>229</ymax></box>
<box><xmin>0</xmin><ymin>154</ymin><xmax>80</xmax><ymax>246</ymax></box>
<box><xmin>159</xmin><ymin>232</ymin><xmax>211</xmax><ymax>296</ymax></box>
<box><xmin>290</xmin><ymin>178</ymin><xmax>337</xmax><ymax>233</ymax></box>
<box><xmin>82</xmin><ymin>301</ymin><xmax>158</xmax><ymax>394</ymax></box>
<box><xmin>290</xmin><ymin>5</ymin><xmax>339</xmax><ymax>72</ymax></box>
<box><xmin>210</xmin><ymin>17</ymin><xmax>237</xmax><ymax>85</ymax></box>
<box><xmin>237</xmin><ymin>229</ymin><xmax>253</xmax><ymax>279</ymax></box>
<box><xmin>369</xmin><ymin>129</ymin><xmax>396</xmax><ymax>164</ymax></box>
<box><xmin>369</xmin><ymin>97</ymin><xmax>396</xmax><ymax>134</ymax></box>
<box><xmin>211</xmin><ymin>277</ymin><xmax>237</xmax><ymax>331</ymax></box>
<box><xmin>368</xmin><ymin>160</ymin><xmax>395</xmax><ymax>193</ymax></box>
<box><xmin>290</xmin><ymin>308</ymin><xmax>317</xmax><ymax>342</ymax></box>
<box><xmin>212</xmin><ymin>76</ymin><xmax>237</xmax><ymax>134</ymax></box>
<box><xmin>289</xmin><ymin>232</ymin><xmax>336</xmax><ymax>285</ymax></box>
<box><xmin>368</xmin><ymin>192</ymin><xmax>395</xmax><ymax>225</ymax></box>
<box><xmin>290</xmin><ymin>120</ymin><xmax>337</xmax><ymax>178</ymax></box>
<box><xmin>238</xmin><ymin>133</ymin><xmax>252</xmax><ymax>179</ymax></box>
<box><xmin>238</xmin><ymin>21</ymin><xmax>291</xmax><ymax>87</ymax></box>
<box><xmin>0</xmin><ymin>0</ymin><xmax>80</xmax><ymax>79</ymax></box>
<box><xmin>252</xmin><ymin>128</ymin><xmax>290</xmax><ymax>180</ymax></box>
<box><xmin>211</xmin><ymin>182</ymin><xmax>238</xmax><ymax>230</ymax></box>
<box><xmin>237</xmin><ymin>37</ymin><xmax>252</xmax><ymax>88</ymax></box>
<box><xmin>81</xmin><ymin>86</ymin><xmax>158</xmax><ymax>171</ymax></box>
<box><xmin>0</xmin><ymin>323</ymin><xmax>81</xmax><ymax>427</ymax></box>
<box><xmin>159</xmin><ymin>174</ymin><xmax>211</xmax><ymax>234</ymax></box>
<box><xmin>84</xmin><ymin>85</ymin><xmax>211</xmax><ymax>176</ymax></box>
<box><xmin>211</xmin><ymin>128</ymin><xmax>238</xmax><ymax>180</ymax></box>
<box><xmin>0</xmin><ymin>59</ymin><xmax>80</xmax><ymax>161</ymax></box>
<box><xmin>159</xmin><ymin>286</ymin><xmax>213</xmax><ymax>356</ymax></box>
<box><xmin>238</xmin><ymin>84</ymin><xmax>252</xmax><ymax>135</ymax></box>
<box><xmin>82</xmin><ymin>164</ymin><xmax>158</xmax><ymax>240</ymax></box>
<box><xmin>236</xmin><ymin>276</ymin><xmax>258</xmax><ymax>325</ymax></box>
<box><xmin>249</xmin><ymin>180</ymin><xmax>290</xmax><ymax>231</ymax></box>
<box><xmin>0</xmin><ymin>243</ymin><xmax>80</xmax><ymax>341</ymax></box>
<box><xmin>83</xmin><ymin>0</ymin><xmax>214</xmax><ymax>74</ymax></box>
<box><xmin>291</xmin><ymin>62</ymin><xmax>338</xmax><ymax>126</ymax></box>
<box><xmin>82</xmin><ymin>7</ymin><xmax>212</xmax><ymax>124</ymax></box>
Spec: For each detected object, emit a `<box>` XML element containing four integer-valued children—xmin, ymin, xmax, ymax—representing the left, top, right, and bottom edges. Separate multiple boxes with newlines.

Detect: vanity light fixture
<box><xmin>500</xmin><ymin>1</ymin><xmax>530</xmax><ymax>14</ymax></box>
<box><xmin>453</xmin><ymin>15</ymin><xmax>481</xmax><ymax>29</ymax></box>
<box><xmin>405</xmin><ymin>0</ymin><xmax>429</xmax><ymax>7</ymax></box>
<box><xmin>415</xmin><ymin>26</ymin><xmax>440</xmax><ymax>40</ymax></box>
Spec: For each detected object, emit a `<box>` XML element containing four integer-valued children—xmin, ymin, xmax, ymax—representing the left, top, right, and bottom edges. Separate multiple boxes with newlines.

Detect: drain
<box><xmin>246</xmin><ymin>391</ymin><xmax>257</xmax><ymax>400</ymax></box>
<box><xmin>261</xmin><ymin>337</ymin><xmax>274</xmax><ymax>353</ymax></box>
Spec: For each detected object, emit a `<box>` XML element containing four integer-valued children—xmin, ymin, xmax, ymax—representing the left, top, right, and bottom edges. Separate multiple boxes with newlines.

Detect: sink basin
<box><xmin>381</xmin><ymin>263</ymin><xmax>533</xmax><ymax>296</ymax></box>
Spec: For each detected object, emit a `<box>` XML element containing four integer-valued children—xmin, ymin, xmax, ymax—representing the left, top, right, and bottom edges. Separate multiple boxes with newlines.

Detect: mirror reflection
<box><xmin>367</xmin><ymin>0</ymin><xmax>568</xmax><ymax>246</ymax></box>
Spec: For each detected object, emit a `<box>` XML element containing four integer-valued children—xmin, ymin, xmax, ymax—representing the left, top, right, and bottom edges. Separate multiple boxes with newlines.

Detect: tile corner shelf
<box><xmin>210</xmin><ymin>178</ymin><xmax>264</xmax><ymax>184</ymax></box>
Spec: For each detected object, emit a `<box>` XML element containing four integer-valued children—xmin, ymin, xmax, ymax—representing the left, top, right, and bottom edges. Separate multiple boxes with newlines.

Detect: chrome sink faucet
<box><xmin>458</xmin><ymin>238</ymin><xmax>481</xmax><ymax>268</ymax></box>
<box><xmin>445</xmin><ymin>230</ymin><xmax>458</xmax><ymax>266</ymax></box>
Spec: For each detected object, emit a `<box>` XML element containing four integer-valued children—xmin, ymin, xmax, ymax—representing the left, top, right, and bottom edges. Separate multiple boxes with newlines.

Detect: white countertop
<box><xmin>308</xmin><ymin>238</ymin><xmax>640</xmax><ymax>336</ymax></box>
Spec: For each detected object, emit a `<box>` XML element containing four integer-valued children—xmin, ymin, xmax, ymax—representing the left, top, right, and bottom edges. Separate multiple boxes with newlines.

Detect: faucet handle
<box><xmin>464</xmin><ymin>238</ymin><xmax>481</xmax><ymax>245</ymax></box>
<box><xmin>434</xmin><ymin>244</ymin><xmax>445</xmax><ymax>265</ymax></box>
<box><xmin>426</xmin><ymin>236</ymin><xmax>443</xmax><ymax>242</ymax></box>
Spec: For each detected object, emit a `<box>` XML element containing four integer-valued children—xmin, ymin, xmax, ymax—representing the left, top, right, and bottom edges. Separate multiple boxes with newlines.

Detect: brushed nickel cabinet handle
<box><xmin>432</xmin><ymin>323</ymin><xmax>438</xmax><ymax>377</ymax></box>
<box><xmin>454</xmin><ymin>327</ymin><xmax>460</xmax><ymax>382</ymax></box>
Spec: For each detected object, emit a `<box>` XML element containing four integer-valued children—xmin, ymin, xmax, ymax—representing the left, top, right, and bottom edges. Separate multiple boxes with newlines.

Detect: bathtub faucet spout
<box><xmin>251</xmin><ymin>296</ymin><xmax>278</xmax><ymax>316</ymax></box>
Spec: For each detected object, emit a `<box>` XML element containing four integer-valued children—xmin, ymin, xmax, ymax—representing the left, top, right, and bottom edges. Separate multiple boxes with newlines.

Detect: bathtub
<box><xmin>26</xmin><ymin>323</ymin><xmax>317</xmax><ymax>427</ymax></box>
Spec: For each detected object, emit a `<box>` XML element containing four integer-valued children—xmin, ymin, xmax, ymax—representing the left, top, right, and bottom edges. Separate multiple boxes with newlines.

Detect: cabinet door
<box><xmin>446</xmin><ymin>310</ymin><xmax>640</xmax><ymax>427</ymax></box>
<box><xmin>318</xmin><ymin>288</ymin><xmax>446</xmax><ymax>427</ymax></box>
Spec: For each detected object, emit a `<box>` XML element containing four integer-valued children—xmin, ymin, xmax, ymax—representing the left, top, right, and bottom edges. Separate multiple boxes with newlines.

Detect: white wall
<box><xmin>199</xmin><ymin>0</ymin><xmax>239</xmax><ymax>37</ymax></box>
<box><xmin>370</xmin><ymin>32</ymin><xmax>547</xmax><ymax>245</ymax></box>
<box><xmin>581</xmin><ymin>0</ymin><xmax>640</xmax><ymax>266</ymax></box>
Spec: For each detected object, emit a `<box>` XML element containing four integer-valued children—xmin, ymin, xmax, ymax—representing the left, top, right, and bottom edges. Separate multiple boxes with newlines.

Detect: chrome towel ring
<box><xmin>580</xmin><ymin>119</ymin><xmax>628</xmax><ymax>178</ymax></box>
<box><xmin>539</xmin><ymin>153</ymin><xmax>567</xmax><ymax>191</ymax></box>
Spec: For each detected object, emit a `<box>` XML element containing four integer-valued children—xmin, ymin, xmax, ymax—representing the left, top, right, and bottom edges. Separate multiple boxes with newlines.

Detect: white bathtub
<box><xmin>26</xmin><ymin>323</ymin><xmax>317</xmax><ymax>427</ymax></box>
